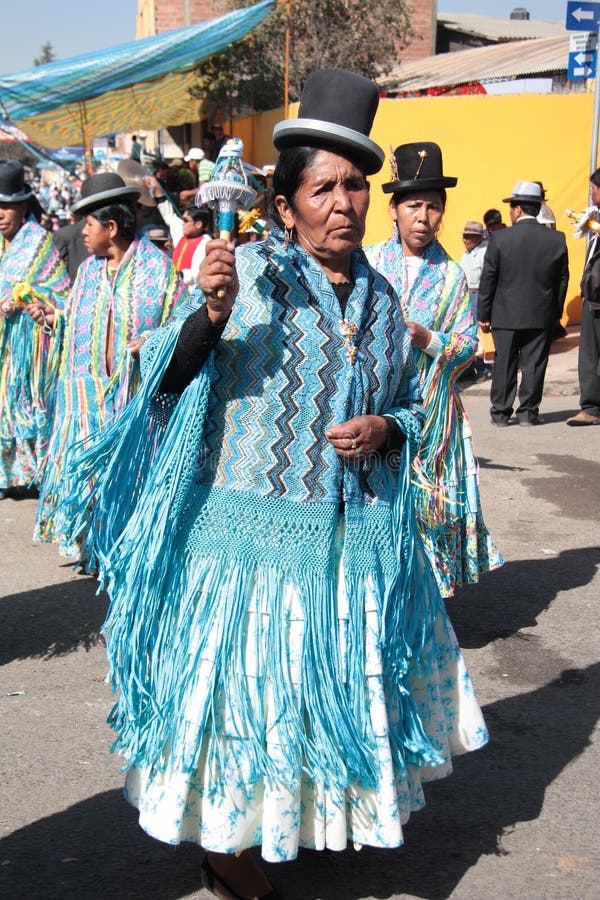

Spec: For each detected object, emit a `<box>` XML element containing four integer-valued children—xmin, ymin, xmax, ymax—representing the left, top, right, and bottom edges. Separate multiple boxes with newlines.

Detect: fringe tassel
<box><xmin>412</xmin><ymin>333</ymin><xmax>474</xmax><ymax>523</ymax></box>
<box><xmin>378</xmin><ymin>410</ymin><xmax>445</xmax><ymax>771</ymax></box>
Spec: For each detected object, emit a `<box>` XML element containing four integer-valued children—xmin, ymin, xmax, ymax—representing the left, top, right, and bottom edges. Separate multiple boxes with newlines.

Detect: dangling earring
<box><xmin>284</xmin><ymin>225</ymin><xmax>295</xmax><ymax>245</ymax></box>
<box><xmin>392</xmin><ymin>218</ymin><xmax>399</xmax><ymax>240</ymax></box>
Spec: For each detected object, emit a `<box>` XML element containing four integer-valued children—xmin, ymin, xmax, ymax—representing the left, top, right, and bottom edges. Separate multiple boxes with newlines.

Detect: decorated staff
<box><xmin>197</xmin><ymin>137</ymin><xmax>256</xmax><ymax>241</ymax></box>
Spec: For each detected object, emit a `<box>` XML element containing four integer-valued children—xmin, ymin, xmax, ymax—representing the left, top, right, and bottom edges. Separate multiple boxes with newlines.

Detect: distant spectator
<box><xmin>483</xmin><ymin>208</ymin><xmax>506</xmax><ymax>237</ymax></box>
<box><xmin>130</xmin><ymin>134</ymin><xmax>141</xmax><ymax>162</ymax></box>
<box><xmin>148</xmin><ymin>174</ymin><xmax>212</xmax><ymax>286</ymax></box>
<box><xmin>153</xmin><ymin>159</ymin><xmax>169</xmax><ymax>186</ymax></box>
<box><xmin>459</xmin><ymin>220</ymin><xmax>491</xmax><ymax>382</ymax></box>
<box><xmin>202</xmin><ymin>131</ymin><xmax>215</xmax><ymax>163</ymax></box>
<box><xmin>168</xmin><ymin>159</ymin><xmax>195</xmax><ymax>203</ymax></box>
<box><xmin>186</xmin><ymin>148</ymin><xmax>215</xmax><ymax>184</ymax></box>
<box><xmin>478</xmin><ymin>181</ymin><xmax>569</xmax><ymax>427</ymax></box>
<box><xmin>534</xmin><ymin>181</ymin><xmax>556</xmax><ymax>230</ymax></box>
<box><xmin>179</xmin><ymin>148</ymin><xmax>215</xmax><ymax>206</ymax></box>
<box><xmin>147</xmin><ymin>227</ymin><xmax>172</xmax><ymax>254</ymax></box>
<box><xmin>211</xmin><ymin>122</ymin><xmax>230</xmax><ymax>159</ymax></box>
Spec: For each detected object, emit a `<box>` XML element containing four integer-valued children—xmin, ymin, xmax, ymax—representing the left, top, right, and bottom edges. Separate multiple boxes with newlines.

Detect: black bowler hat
<box><xmin>0</xmin><ymin>160</ymin><xmax>33</xmax><ymax>203</ymax></box>
<box><xmin>382</xmin><ymin>142</ymin><xmax>457</xmax><ymax>195</ymax></box>
<box><xmin>272</xmin><ymin>68</ymin><xmax>384</xmax><ymax>175</ymax></box>
<box><xmin>71</xmin><ymin>172</ymin><xmax>141</xmax><ymax>216</ymax></box>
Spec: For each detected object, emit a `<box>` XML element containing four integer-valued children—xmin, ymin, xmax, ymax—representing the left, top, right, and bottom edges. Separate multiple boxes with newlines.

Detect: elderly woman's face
<box><xmin>0</xmin><ymin>202</ymin><xmax>27</xmax><ymax>242</ymax></box>
<box><xmin>392</xmin><ymin>190</ymin><xmax>444</xmax><ymax>257</ymax></box>
<box><xmin>276</xmin><ymin>150</ymin><xmax>369</xmax><ymax>274</ymax></box>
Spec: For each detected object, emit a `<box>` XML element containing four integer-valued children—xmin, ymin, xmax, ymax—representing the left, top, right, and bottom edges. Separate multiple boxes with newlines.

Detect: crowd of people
<box><xmin>1</xmin><ymin>65</ymin><xmax>593</xmax><ymax>900</ymax></box>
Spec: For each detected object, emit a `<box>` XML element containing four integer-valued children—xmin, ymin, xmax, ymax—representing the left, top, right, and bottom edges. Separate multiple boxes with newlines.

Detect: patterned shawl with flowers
<box><xmin>366</xmin><ymin>235</ymin><xmax>502</xmax><ymax>597</ymax></box>
<box><xmin>34</xmin><ymin>234</ymin><xmax>188</xmax><ymax>560</ymax></box>
<box><xmin>0</xmin><ymin>216</ymin><xmax>70</xmax><ymax>489</ymax></box>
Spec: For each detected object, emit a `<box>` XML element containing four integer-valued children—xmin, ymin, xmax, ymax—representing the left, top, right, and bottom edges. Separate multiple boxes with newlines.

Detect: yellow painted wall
<box><xmin>236</xmin><ymin>92</ymin><xmax>596</xmax><ymax>324</ymax></box>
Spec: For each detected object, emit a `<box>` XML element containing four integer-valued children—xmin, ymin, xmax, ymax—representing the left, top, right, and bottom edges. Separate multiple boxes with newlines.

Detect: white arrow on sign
<box><xmin>573</xmin><ymin>7</ymin><xmax>596</xmax><ymax>21</ymax></box>
<box><xmin>575</xmin><ymin>51</ymin><xmax>595</xmax><ymax>63</ymax></box>
<box><xmin>574</xmin><ymin>64</ymin><xmax>594</xmax><ymax>75</ymax></box>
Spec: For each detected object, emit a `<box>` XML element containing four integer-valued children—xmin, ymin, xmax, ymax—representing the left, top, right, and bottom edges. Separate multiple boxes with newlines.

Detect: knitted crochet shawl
<box><xmin>67</xmin><ymin>230</ymin><xmax>444</xmax><ymax>785</ymax></box>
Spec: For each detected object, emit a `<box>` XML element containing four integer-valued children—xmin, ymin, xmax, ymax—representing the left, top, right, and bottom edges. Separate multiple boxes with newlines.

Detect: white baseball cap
<box><xmin>184</xmin><ymin>148</ymin><xmax>205</xmax><ymax>161</ymax></box>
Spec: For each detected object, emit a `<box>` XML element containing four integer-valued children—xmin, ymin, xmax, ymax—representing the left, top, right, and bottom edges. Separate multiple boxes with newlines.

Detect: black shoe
<box><xmin>201</xmin><ymin>855</ymin><xmax>282</xmax><ymax>900</ymax></box>
<box><xmin>490</xmin><ymin>417</ymin><xmax>509</xmax><ymax>427</ymax></box>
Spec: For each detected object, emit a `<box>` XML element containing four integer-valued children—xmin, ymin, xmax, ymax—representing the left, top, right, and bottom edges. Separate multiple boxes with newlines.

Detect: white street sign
<box><xmin>569</xmin><ymin>31</ymin><xmax>598</xmax><ymax>51</ymax></box>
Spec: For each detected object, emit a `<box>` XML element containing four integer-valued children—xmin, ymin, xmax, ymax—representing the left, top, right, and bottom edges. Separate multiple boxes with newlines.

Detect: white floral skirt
<box><xmin>121</xmin><ymin>524</ymin><xmax>488</xmax><ymax>863</ymax></box>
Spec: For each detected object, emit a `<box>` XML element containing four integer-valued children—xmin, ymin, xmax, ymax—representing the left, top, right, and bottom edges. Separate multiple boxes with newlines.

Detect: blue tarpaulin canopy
<box><xmin>0</xmin><ymin>0</ymin><xmax>275</xmax><ymax>148</ymax></box>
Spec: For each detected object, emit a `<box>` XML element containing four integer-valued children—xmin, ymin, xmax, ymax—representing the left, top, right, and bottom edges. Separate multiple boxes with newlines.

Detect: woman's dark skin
<box><xmin>389</xmin><ymin>188</ymin><xmax>445</xmax><ymax>351</ymax></box>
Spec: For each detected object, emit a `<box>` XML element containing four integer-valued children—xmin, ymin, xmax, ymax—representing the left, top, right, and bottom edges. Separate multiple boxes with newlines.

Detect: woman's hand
<box><xmin>127</xmin><ymin>336</ymin><xmax>146</xmax><ymax>357</ymax></box>
<box><xmin>199</xmin><ymin>239</ymin><xmax>238</xmax><ymax>326</ymax></box>
<box><xmin>326</xmin><ymin>415</ymin><xmax>389</xmax><ymax>459</ymax></box>
<box><xmin>405</xmin><ymin>319</ymin><xmax>431</xmax><ymax>349</ymax></box>
<box><xmin>27</xmin><ymin>301</ymin><xmax>55</xmax><ymax>329</ymax></box>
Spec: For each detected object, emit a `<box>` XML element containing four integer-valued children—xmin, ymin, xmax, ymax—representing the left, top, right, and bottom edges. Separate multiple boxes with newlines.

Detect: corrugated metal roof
<box><xmin>439</xmin><ymin>12</ymin><xmax>566</xmax><ymax>41</ymax></box>
<box><xmin>378</xmin><ymin>35</ymin><xmax>571</xmax><ymax>93</ymax></box>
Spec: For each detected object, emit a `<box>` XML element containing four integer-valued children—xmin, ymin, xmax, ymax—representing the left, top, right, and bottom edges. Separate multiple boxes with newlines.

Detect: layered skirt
<box><xmin>104</xmin><ymin>488</ymin><xmax>488</xmax><ymax>862</ymax></box>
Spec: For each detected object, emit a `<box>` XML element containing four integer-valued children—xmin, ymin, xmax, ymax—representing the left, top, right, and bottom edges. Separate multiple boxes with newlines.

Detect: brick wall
<box><xmin>402</xmin><ymin>0</ymin><xmax>438</xmax><ymax>61</ymax></box>
<box><xmin>152</xmin><ymin>0</ymin><xmax>224</xmax><ymax>33</ymax></box>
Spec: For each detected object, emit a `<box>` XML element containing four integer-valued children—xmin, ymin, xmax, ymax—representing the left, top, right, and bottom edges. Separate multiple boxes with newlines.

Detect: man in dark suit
<box><xmin>478</xmin><ymin>181</ymin><xmax>569</xmax><ymax>426</ymax></box>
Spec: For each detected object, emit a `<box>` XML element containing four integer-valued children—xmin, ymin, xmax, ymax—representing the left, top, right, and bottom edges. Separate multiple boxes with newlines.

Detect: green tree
<box><xmin>34</xmin><ymin>42</ymin><xmax>56</xmax><ymax>66</ymax></box>
<box><xmin>190</xmin><ymin>0</ymin><xmax>415</xmax><ymax>116</ymax></box>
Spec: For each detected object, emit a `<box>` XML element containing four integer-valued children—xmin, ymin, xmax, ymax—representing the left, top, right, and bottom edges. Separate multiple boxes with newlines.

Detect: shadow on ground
<box><xmin>0</xmin><ymin>578</ymin><xmax>106</xmax><ymax>665</ymax></box>
<box><xmin>449</xmin><ymin>545</ymin><xmax>600</xmax><ymax>649</ymax></box>
<box><xmin>1</xmin><ymin>663</ymin><xmax>598</xmax><ymax>900</ymax></box>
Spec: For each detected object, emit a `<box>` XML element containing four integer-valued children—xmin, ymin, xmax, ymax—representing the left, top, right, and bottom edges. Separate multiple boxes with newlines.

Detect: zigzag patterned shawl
<box><xmin>66</xmin><ymin>230</ymin><xmax>446</xmax><ymax>788</ymax></box>
<box><xmin>0</xmin><ymin>217</ymin><xmax>70</xmax><ymax>488</ymax></box>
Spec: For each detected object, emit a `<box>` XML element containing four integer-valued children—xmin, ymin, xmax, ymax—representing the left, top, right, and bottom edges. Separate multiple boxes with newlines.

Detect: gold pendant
<box><xmin>339</xmin><ymin>319</ymin><xmax>359</xmax><ymax>364</ymax></box>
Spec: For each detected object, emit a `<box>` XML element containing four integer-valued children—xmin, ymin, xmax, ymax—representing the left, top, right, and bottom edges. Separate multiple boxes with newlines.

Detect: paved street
<box><xmin>1</xmin><ymin>332</ymin><xmax>598</xmax><ymax>899</ymax></box>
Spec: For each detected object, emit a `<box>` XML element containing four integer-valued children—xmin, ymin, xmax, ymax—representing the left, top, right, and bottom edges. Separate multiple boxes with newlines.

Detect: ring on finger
<box><xmin>351</xmin><ymin>438</ymin><xmax>357</xmax><ymax>450</ymax></box>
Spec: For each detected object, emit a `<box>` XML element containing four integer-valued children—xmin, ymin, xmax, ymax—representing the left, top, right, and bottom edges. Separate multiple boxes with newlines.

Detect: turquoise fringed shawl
<box><xmin>69</xmin><ymin>232</ymin><xmax>446</xmax><ymax>790</ymax></box>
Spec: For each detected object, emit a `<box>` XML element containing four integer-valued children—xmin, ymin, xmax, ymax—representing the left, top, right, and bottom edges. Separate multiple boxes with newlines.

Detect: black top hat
<box><xmin>71</xmin><ymin>173</ymin><xmax>141</xmax><ymax>216</ymax></box>
<box><xmin>0</xmin><ymin>160</ymin><xmax>33</xmax><ymax>203</ymax></box>
<box><xmin>382</xmin><ymin>142</ymin><xmax>457</xmax><ymax>195</ymax></box>
<box><xmin>272</xmin><ymin>68</ymin><xmax>384</xmax><ymax>175</ymax></box>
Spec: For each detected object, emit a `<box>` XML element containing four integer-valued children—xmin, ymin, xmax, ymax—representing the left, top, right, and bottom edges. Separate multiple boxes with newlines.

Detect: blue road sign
<box><xmin>568</xmin><ymin>48</ymin><xmax>598</xmax><ymax>79</ymax></box>
<box><xmin>566</xmin><ymin>1</ymin><xmax>600</xmax><ymax>30</ymax></box>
